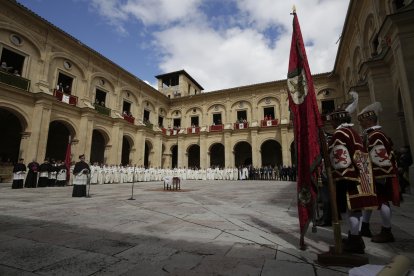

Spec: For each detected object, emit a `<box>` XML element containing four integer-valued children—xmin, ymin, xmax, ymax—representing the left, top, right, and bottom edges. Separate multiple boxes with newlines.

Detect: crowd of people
<box><xmin>1</xmin><ymin>61</ymin><xmax>20</xmax><ymax>76</ymax></box>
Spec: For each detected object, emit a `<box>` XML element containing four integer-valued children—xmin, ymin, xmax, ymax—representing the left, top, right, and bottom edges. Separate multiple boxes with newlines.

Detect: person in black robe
<box><xmin>12</xmin><ymin>158</ymin><xmax>26</xmax><ymax>189</ymax></box>
<box><xmin>55</xmin><ymin>160</ymin><xmax>67</xmax><ymax>187</ymax></box>
<box><xmin>25</xmin><ymin>160</ymin><xmax>39</xmax><ymax>188</ymax></box>
<box><xmin>38</xmin><ymin>158</ymin><xmax>51</xmax><ymax>187</ymax></box>
<box><xmin>48</xmin><ymin>159</ymin><xmax>57</xmax><ymax>187</ymax></box>
<box><xmin>72</xmin><ymin>154</ymin><xmax>90</xmax><ymax>197</ymax></box>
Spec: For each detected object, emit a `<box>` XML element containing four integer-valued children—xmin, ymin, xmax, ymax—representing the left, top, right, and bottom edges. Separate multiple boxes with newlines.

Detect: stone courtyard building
<box><xmin>0</xmin><ymin>1</ymin><xmax>413</xmax><ymax>177</ymax></box>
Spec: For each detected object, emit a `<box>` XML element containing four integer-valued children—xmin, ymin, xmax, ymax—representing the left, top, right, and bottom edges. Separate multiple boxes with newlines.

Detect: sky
<box><xmin>17</xmin><ymin>0</ymin><xmax>349</xmax><ymax>92</ymax></box>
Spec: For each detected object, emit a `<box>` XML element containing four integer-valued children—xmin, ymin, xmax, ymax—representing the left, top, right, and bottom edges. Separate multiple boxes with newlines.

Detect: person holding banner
<box><xmin>72</xmin><ymin>154</ymin><xmax>90</xmax><ymax>197</ymax></box>
<box><xmin>358</xmin><ymin>102</ymin><xmax>400</xmax><ymax>243</ymax></box>
<box><xmin>328</xmin><ymin>92</ymin><xmax>378</xmax><ymax>254</ymax></box>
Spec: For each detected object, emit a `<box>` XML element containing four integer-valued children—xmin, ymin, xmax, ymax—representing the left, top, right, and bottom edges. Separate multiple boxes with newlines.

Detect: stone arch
<box><xmin>260</xmin><ymin>139</ymin><xmax>282</xmax><ymax>167</ymax></box>
<box><xmin>49</xmin><ymin>52</ymin><xmax>87</xmax><ymax>79</ymax></box>
<box><xmin>49</xmin><ymin>116</ymin><xmax>77</xmax><ymax>139</ymax></box>
<box><xmin>257</xmin><ymin>96</ymin><xmax>281</xmax><ymax>120</ymax></box>
<box><xmin>0</xmin><ymin>23</ymin><xmax>43</xmax><ymax>59</ymax></box>
<box><xmin>362</xmin><ymin>14</ymin><xmax>377</xmax><ymax>58</ymax></box>
<box><xmin>90</xmin><ymin>128</ymin><xmax>110</xmax><ymax>164</ymax></box>
<box><xmin>121</xmin><ymin>135</ymin><xmax>134</xmax><ymax>165</ymax></box>
<box><xmin>0</xmin><ymin>102</ymin><xmax>29</xmax><ymax>131</ymax></box>
<box><xmin>230</xmin><ymin>100</ymin><xmax>253</xmax><ymax>123</ymax></box>
<box><xmin>45</xmin><ymin>121</ymin><xmax>73</xmax><ymax>161</ymax></box>
<box><xmin>187</xmin><ymin>144</ymin><xmax>200</xmax><ymax>169</ymax></box>
<box><xmin>209</xmin><ymin>143</ymin><xmax>225</xmax><ymax>168</ymax></box>
<box><xmin>206</xmin><ymin>104</ymin><xmax>227</xmax><ymax>125</ymax></box>
<box><xmin>185</xmin><ymin>106</ymin><xmax>203</xmax><ymax>127</ymax></box>
<box><xmin>144</xmin><ymin>139</ymin><xmax>154</xmax><ymax>168</ymax></box>
<box><xmin>0</xmin><ymin>107</ymin><xmax>26</xmax><ymax>163</ymax></box>
<box><xmin>89</xmin><ymin>72</ymin><xmax>116</xmax><ymax>102</ymax></box>
<box><xmin>233</xmin><ymin>141</ymin><xmax>252</xmax><ymax>167</ymax></box>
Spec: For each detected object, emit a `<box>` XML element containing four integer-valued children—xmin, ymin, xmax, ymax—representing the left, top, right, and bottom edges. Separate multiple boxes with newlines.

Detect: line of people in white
<box><xmin>86</xmin><ymin>165</ymin><xmax>248</xmax><ymax>184</ymax></box>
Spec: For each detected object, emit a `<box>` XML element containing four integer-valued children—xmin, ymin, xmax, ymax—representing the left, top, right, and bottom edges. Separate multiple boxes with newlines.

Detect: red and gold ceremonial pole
<box><xmin>287</xmin><ymin>6</ymin><xmax>368</xmax><ymax>266</ymax></box>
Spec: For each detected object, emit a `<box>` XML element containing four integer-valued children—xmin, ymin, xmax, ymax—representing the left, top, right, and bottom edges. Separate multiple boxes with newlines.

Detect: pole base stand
<box><xmin>317</xmin><ymin>246</ymin><xmax>369</xmax><ymax>267</ymax></box>
<box><xmin>128</xmin><ymin>198</ymin><xmax>136</xmax><ymax>200</ymax></box>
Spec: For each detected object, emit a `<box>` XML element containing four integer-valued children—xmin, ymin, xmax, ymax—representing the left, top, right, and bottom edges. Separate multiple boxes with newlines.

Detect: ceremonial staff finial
<box><xmin>292</xmin><ymin>5</ymin><xmax>296</xmax><ymax>14</ymax></box>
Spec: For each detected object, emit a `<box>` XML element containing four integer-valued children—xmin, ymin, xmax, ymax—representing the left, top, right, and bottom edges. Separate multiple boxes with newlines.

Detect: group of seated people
<box><xmin>122</xmin><ymin>110</ymin><xmax>133</xmax><ymax>117</ymax></box>
<box><xmin>1</xmin><ymin>61</ymin><xmax>20</xmax><ymax>76</ymax></box>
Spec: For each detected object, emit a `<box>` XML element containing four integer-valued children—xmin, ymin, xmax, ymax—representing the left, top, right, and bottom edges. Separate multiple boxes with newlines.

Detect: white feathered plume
<box><xmin>345</xmin><ymin>91</ymin><xmax>359</xmax><ymax>114</ymax></box>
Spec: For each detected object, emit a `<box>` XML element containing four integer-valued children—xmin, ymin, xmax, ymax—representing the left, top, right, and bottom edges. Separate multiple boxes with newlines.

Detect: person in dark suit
<box><xmin>12</xmin><ymin>158</ymin><xmax>26</xmax><ymax>189</ymax></box>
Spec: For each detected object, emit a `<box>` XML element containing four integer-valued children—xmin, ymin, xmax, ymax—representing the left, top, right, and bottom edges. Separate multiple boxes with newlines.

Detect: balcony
<box><xmin>123</xmin><ymin>114</ymin><xmax>135</xmax><ymax>124</ymax></box>
<box><xmin>234</xmin><ymin>122</ymin><xmax>249</xmax><ymax>130</ymax></box>
<box><xmin>209</xmin><ymin>124</ymin><xmax>224</xmax><ymax>132</ymax></box>
<box><xmin>144</xmin><ymin>120</ymin><xmax>153</xmax><ymax>130</ymax></box>
<box><xmin>53</xmin><ymin>89</ymin><xmax>78</xmax><ymax>106</ymax></box>
<box><xmin>261</xmin><ymin>119</ymin><xmax>279</xmax><ymax>127</ymax></box>
<box><xmin>94</xmin><ymin>103</ymin><xmax>111</xmax><ymax>116</ymax></box>
<box><xmin>187</xmin><ymin>127</ymin><xmax>200</xmax><ymax>134</ymax></box>
<box><xmin>164</xmin><ymin>128</ymin><xmax>180</xmax><ymax>136</ymax></box>
<box><xmin>0</xmin><ymin>70</ymin><xmax>30</xmax><ymax>91</ymax></box>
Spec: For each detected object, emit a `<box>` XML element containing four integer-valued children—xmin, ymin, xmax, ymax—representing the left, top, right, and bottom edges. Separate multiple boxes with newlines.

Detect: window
<box><xmin>95</xmin><ymin>89</ymin><xmax>107</xmax><ymax>106</ymax></box>
<box><xmin>0</xmin><ymin>47</ymin><xmax>25</xmax><ymax>76</ymax></box>
<box><xmin>57</xmin><ymin>72</ymin><xmax>73</xmax><ymax>94</ymax></box>
<box><xmin>158</xmin><ymin>116</ymin><xmax>164</xmax><ymax>127</ymax></box>
<box><xmin>161</xmin><ymin>75</ymin><xmax>179</xmax><ymax>88</ymax></box>
<box><xmin>321</xmin><ymin>100</ymin><xmax>335</xmax><ymax>116</ymax></box>
<box><xmin>143</xmin><ymin>110</ymin><xmax>150</xmax><ymax>122</ymax></box>
<box><xmin>173</xmin><ymin>118</ymin><xmax>181</xmax><ymax>128</ymax></box>
<box><xmin>191</xmin><ymin>116</ymin><xmax>199</xmax><ymax>127</ymax></box>
<box><xmin>263</xmin><ymin>107</ymin><xmax>275</xmax><ymax>119</ymax></box>
<box><xmin>122</xmin><ymin>101</ymin><xmax>131</xmax><ymax>113</ymax></box>
<box><xmin>237</xmin><ymin>110</ymin><xmax>247</xmax><ymax>122</ymax></box>
<box><xmin>213</xmin><ymin>113</ymin><xmax>222</xmax><ymax>125</ymax></box>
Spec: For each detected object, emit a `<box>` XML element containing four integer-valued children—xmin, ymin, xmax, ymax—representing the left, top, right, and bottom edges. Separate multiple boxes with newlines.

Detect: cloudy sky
<box><xmin>18</xmin><ymin>0</ymin><xmax>349</xmax><ymax>91</ymax></box>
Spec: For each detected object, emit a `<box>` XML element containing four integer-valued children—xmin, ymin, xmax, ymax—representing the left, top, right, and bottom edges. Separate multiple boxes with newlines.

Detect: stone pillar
<box><xmin>108</xmin><ymin>122</ymin><xmax>123</xmax><ymax>165</ymax></box>
<box><xmin>224</xmin><ymin>131</ymin><xmax>233</xmax><ymax>167</ymax></box>
<box><xmin>76</xmin><ymin>112</ymin><xmax>94</xmax><ymax>161</ymax></box>
<box><xmin>26</xmin><ymin>100</ymin><xmax>52</xmax><ymax>161</ymax></box>
<box><xmin>281</xmin><ymin>127</ymin><xmax>290</xmax><ymax>166</ymax></box>
<box><xmin>134</xmin><ymin>129</ymin><xmax>145</xmax><ymax>166</ymax></box>
<box><xmin>200</xmin><ymin>133</ymin><xmax>208</xmax><ymax>169</ymax></box>
<box><xmin>177</xmin><ymin>136</ymin><xmax>185</xmax><ymax>168</ymax></box>
<box><xmin>153</xmin><ymin>134</ymin><xmax>163</xmax><ymax>168</ymax></box>
<box><xmin>251</xmin><ymin>130</ymin><xmax>260</xmax><ymax>167</ymax></box>
<box><xmin>19</xmin><ymin>132</ymin><xmax>31</xmax><ymax>161</ymax></box>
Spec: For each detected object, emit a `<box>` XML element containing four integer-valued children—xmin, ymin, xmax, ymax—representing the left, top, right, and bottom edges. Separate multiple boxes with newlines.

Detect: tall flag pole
<box><xmin>65</xmin><ymin>136</ymin><xmax>71</xmax><ymax>182</ymax></box>
<box><xmin>287</xmin><ymin>6</ymin><xmax>322</xmax><ymax>249</ymax></box>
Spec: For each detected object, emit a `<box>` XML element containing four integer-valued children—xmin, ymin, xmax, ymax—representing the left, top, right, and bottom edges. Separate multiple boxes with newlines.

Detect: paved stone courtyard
<box><xmin>0</xmin><ymin>180</ymin><xmax>413</xmax><ymax>275</ymax></box>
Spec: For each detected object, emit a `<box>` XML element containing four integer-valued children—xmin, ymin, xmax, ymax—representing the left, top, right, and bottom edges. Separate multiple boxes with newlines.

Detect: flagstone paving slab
<box><xmin>0</xmin><ymin>180</ymin><xmax>413</xmax><ymax>275</ymax></box>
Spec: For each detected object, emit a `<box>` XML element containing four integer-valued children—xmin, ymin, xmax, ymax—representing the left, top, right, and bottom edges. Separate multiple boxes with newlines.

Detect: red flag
<box><xmin>64</xmin><ymin>136</ymin><xmax>71</xmax><ymax>181</ymax></box>
<box><xmin>287</xmin><ymin>11</ymin><xmax>322</xmax><ymax>249</ymax></box>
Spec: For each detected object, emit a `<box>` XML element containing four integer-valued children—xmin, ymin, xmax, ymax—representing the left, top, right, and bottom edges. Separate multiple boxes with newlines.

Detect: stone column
<box><xmin>200</xmin><ymin>133</ymin><xmax>208</xmax><ymax>169</ymax></box>
<box><xmin>177</xmin><ymin>135</ymin><xmax>185</xmax><ymax>168</ymax></box>
<box><xmin>26</xmin><ymin>100</ymin><xmax>52</xmax><ymax>161</ymax></box>
<box><xmin>134</xmin><ymin>129</ymin><xmax>145</xmax><ymax>166</ymax></box>
<box><xmin>281</xmin><ymin>126</ymin><xmax>290</xmax><ymax>166</ymax></box>
<box><xmin>108</xmin><ymin>122</ymin><xmax>122</xmax><ymax>165</ymax></box>
<box><xmin>251</xmin><ymin>129</ymin><xmax>260</xmax><ymax>167</ymax></box>
<box><xmin>153</xmin><ymin>134</ymin><xmax>163</xmax><ymax>168</ymax></box>
<box><xmin>224</xmin><ymin>131</ymin><xmax>233</xmax><ymax>167</ymax></box>
<box><xmin>77</xmin><ymin>112</ymin><xmax>94</xmax><ymax>161</ymax></box>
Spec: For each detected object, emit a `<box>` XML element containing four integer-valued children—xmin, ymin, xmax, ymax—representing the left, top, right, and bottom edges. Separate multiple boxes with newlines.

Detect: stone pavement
<box><xmin>0</xmin><ymin>180</ymin><xmax>413</xmax><ymax>275</ymax></box>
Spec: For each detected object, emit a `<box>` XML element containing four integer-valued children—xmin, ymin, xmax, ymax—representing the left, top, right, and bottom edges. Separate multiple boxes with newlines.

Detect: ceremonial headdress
<box><xmin>328</xmin><ymin>91</ymin><xmax>359</xmax><ymax>121</ymax></box>
<box><xmin>357</xmin><ymin>102</ymin><xmax>382</xmax><ymax>122</ymax></box>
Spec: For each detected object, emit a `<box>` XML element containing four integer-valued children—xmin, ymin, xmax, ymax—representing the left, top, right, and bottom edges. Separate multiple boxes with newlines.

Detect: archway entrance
<box><xmin>121</xmin><ymin>136</ymin><xmax>132</xmax><ymax>165</ymax></box>
<box><xmin>90</xmin><ymin>130</ymin><xmax>106</xmax><ymax>164</ymax></box>
<box><xmin>45</xmin><ymin>121</ymin><xmax>71</xmax><ymax>161</ymax></box>
<box><xmin>144</xmin><ymin>141</ymin><xmax>153</xmax><ymax>168</ymax></box>
<box><xmin>171</xmin><ymin>145</ymin><xmax>178</xmax><ymax>169</ymax></box>
<box><xmin>188</xmin><ymin>144</ymin><xmax>200</xmax><ymax>169</ymax></box>
<box><xmin>210</xmin><ymin>143</ymin><xmax>224</xmax><ymax>168</ymax></box>
<box><xmin>234</xmin><ymin>141</ymin><xmax>252</xmax><ymax>167</ymax></box>
<box><xmin>290</xmin><ymin>141</ymin><xmax>297</xmax><ymax>166</ymax></box>
<box><xmin>261</xmin><ymin>140</ymin><xmax>282</xmax><ymax>167</ymax></box>
<box><xmin>0</xmin><ymin>108</ymin><xmax>23</xmax><ymax>163</ymax></box>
